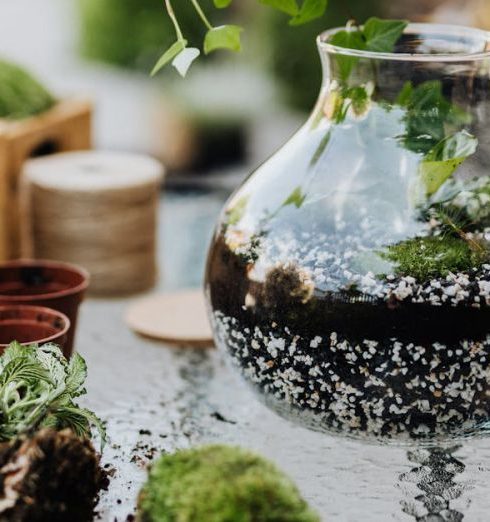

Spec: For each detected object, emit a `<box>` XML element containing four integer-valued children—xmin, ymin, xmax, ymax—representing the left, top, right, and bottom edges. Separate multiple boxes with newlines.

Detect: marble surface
<box><xmin>78</xmin><ymin>188</ymin><xmax>490</xmax><ymax>522</ymax></box>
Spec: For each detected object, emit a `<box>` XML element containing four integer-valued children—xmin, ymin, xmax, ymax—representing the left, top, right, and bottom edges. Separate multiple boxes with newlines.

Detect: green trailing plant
<box><xmin>78</xmin><ymin>0</ymin><xmax>217</xmax><ymax>72</ymax></box>
<box><xmin>395</xmin><ymin>80</ymin><xmax>477</xmax><ymax>198</ymax></box>
<box><xmin>0</xmin><ymin>60</ymin><xmax>55</xmax><ymax>119</ymax></box>
<box><xmin>315</xmin><ymin>79</ymin><xmax>478</xmax><ymax>200</ymax></box>
<box><xmin>154</xmin><ymin>0</ymin><xmax>408</xmax><ymax>77</ymax></box>
<box><xmin>138</xmin><ymin>444</ymin><xmax>320</xmax><ymax>522</ymax></box>
<box><xmin>329</xmin><ymin>17</ymin><xmax>408</xmax><ymax>82</ymax></box>
<box><xmin>0</xmin><ymin>342</ymin><xmax>105</xmax><ymax>447</ymax></box>
<box><xmin>265</xmin><ymin>0</ymin><xmax>385</xmax><ymax>111</ymax></box>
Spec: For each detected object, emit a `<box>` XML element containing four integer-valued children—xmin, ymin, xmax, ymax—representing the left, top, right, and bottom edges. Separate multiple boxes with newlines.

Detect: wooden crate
<box><xmin>0</xmin><ymin>99</ymin><xmax>92</xmax><ymax>260</ymax></box>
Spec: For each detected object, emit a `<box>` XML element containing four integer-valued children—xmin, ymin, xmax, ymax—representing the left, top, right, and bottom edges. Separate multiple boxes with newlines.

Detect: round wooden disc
<box><xmin>125</xmin><ymin>290</ymin><xmax>214</xmax><ymax>348</ymax></box>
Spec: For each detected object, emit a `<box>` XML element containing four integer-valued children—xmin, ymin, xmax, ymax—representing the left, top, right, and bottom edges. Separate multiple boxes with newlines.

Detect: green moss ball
<box><xmin>0</xmin><ymin>59</ymin><xmax>55</xmax><ymax>119</ymax></box>
<box><xmin>138</xmin><ymin>445</ymin><xmax>320</xmax><ymax>522</ymax></box>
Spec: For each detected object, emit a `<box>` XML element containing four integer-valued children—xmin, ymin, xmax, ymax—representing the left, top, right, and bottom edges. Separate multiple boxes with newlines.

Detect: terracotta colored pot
<box><xmin>0</xmin><ymin>305</ymin><xmax>70</xmax><ymax>352</ymax></box>
<box><xmin>0</xmin><ymin>260</ymin><xmax>89</xmax><ymax>356</ymax></box>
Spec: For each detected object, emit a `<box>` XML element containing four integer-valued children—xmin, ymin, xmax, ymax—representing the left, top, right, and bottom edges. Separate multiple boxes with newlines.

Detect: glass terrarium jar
<box><xmin>205</xmin><ymin>24</ymin><xmax>490</xmax><ymax>443</ymax></box>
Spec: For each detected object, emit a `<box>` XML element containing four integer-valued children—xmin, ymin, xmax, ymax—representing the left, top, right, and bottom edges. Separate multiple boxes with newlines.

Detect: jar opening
<box><xmin>318</xmin><ymin>23</ymin><xmax>490</xmax><ymax>62</ymax></box>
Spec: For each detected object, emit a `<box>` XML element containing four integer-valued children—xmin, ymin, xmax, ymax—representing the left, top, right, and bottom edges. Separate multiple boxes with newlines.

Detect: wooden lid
<box><xmin>125</xmin><ymin>289</ymin><xmax>214</xmax><ymax>348</ymax></box>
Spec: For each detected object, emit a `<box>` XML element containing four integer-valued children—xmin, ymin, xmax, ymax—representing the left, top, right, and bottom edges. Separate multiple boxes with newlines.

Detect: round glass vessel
<box><xmin>206</xmin><ymin>24</ymin><xmax>490</xmax><ymax>442</ymax></box>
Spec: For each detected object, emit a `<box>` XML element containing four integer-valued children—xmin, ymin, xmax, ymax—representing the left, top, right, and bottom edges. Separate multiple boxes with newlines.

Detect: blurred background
<box><xmin>1</xmin><ymin>0</ymin><xmax>489</xmax><ymax>289</ymax></box>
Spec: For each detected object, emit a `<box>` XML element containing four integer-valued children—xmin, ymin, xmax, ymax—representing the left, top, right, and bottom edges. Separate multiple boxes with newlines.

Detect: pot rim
<box><xmin>318</xmin><ymin>22</ymin><xmax>490</xmax><ymax>63</ymax></box>
<box><xmin>0</xmin><ymin>304</ymin><xmax>71</xmax><ymax>347</ymax></box>
<box><xmin>0</xmin><ymin>259</ymin><xmax>90</xmax><ymax>302</ymax></box>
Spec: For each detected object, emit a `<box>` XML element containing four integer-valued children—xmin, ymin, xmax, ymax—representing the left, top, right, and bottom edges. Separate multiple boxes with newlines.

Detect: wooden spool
<box><xmin>23</xmin><ymin>151</ymin><xmax>164</xmax><ymax>296</ymax></box>
<box><xmin>0</xmin><ymin>99</ymin><xmax>92</xmax><ymax>261</ymax></box>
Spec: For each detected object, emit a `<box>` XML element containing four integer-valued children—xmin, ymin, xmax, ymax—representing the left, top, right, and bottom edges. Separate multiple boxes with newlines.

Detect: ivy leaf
<box><xmin>172</xmin><ymin>47</ymin><xmax>200</xmax><ymax>77</ymax></box>
<box><xmin>395</xmin><ymin>81</ymin><xmax>414</xmax><ymax>106</ymax></box>
<box><xmin>204</xmin><ymin>25</ymin><xmax>243</xmax><ymax>54</ymax></box>
<box><xmin>363</xmin><ymin>18</ymin><xmax>408</xmax><ymax>53</ymax></box>
<box><xmin>398</xmin><ymin>81</ymin><xmax>472</xmax><ymax>155</ymax></box>
<box><xmin>329</xmin><ymin>30</ymin><xmax>366</xmax><ymax>83</ymax></box>
<box><xmin>328</xmin><ymin>18</ymin><xmax>407</xmax><ymax>83</ymax></box>
<box><xmin>420</xmin><ymin>131</ymin><xmax>478</xmax><ymax>196</ymax></box>
<box><xmin>282</xmin><ymin>187</ymin><xmax>307</xmax><ymax>208</ymax></box>
<box><xmin>310</xmin><ymin>130</ymin><xmax>332</xmax><ymax>167</ymax></box>
<box><xmin>425</xmin><ymin>130</ymin><xmax>478</xmax><ymax>162</ymax></box>
<box><xmin>214</xmin><ymin>0</ymin><xmax>232</xmax><ymax>6</ymax></box>
<box><xmin>259</xmin><ymin>0</ymin><xmax>299</xmax><ymax>16</ymax></box>
<box><xmin>151</xmin><ymin>40</ymin><xmax>187</xmax><ymax>76</ymax></box>
<box><xmin>345</xmin><ymin>85</ymin><xmax>370</xmax><ymax>116</ymax></box>
<box><xmin>289</xmin><ymin>0</ymin><xmax>328</xmax><ymax>26</ymax></box>
<box><xmin>225</xmin><ymin>196</ymin><xmax>249</xmax><ymax>226</ymax></box>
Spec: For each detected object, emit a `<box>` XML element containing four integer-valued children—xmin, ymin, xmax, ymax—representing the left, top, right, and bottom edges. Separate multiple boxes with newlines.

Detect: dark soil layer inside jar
<box><xmin>208</xmin><ymin>235</ymin><xmax>490</xmax><ymax>441</ymax></box>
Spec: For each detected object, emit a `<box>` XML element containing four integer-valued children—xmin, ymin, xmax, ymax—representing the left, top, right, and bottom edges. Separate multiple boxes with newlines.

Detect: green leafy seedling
<box><xmin>0</xmin><ymin>342</ymin><xmax>106</xmax><ymax>449</ymax></box>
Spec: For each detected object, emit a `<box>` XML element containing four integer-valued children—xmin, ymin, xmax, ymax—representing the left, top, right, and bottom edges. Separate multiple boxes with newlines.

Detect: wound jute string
<box><xmin>22</xmin><ymin>151</ymin><xmax>164</xmax><ymax>295</ymax></box>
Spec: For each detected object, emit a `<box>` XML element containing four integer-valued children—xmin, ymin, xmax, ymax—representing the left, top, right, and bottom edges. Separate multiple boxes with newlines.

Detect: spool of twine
<box><xmin>23</xmin><ymin>151</ymin><xmax>164</xmax><ymax>296</ymax></box>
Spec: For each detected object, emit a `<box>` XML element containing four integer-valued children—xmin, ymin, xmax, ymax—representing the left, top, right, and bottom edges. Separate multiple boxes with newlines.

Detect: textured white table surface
<box><xmin>74</xmin><ymin>189</ymin><xmax>490</xmax><ymax>522</ymax></box>
<box><xmin>2</xmin><ymin>3</ymin><xmax>488</xmax><ymax>519</ymax></box>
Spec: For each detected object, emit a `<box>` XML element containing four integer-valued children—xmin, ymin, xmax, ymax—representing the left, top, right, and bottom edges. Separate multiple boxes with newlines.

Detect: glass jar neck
<box><xmin>316</xmin><ymin>23</ymin><xmax>490</xmax><ymax>95</ymax></box>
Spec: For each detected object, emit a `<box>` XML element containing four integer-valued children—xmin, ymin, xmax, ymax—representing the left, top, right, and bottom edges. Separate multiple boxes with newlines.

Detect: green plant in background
<box><xmin>0</xmin><ymin>60</ymin><xmax>55</xmax><ymax>119</ymax></box>
<box><xmin>0</xmin><ymin>342</ymin><xmax>105</xmax><ymax>446</ymax></box>
<box><xmin>138</xmin><ymin>444</ymin><xmax>320</xmax><ymax>522</ymax></box>
<box><xmin>155</xmin><ymin>0</ymin><xmax>399</xmax><ymax>79</ymax></box>
<box><xmin>78</xmin><ymin>0</ymin><xmax>219</xmax><ymax>72</ymax></box>
<box><xmin>265</xmin><ymin>0</ymin><xmax>385</xmax><ymax>110</ymax></box>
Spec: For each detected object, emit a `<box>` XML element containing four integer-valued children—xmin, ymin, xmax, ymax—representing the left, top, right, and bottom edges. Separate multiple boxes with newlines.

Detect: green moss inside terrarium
<box><xmin>138</xmin><ymin>445</ymin><xmax>319</xmax><ymax>522</ymax></box>
<box><xmin>0</xmin><ymin>60</ymin><xmax>55</xmax><ymax>120</ymax></box>
<box><xmin>381</xmin><ymin>236</ymin><xmax>488</xmax><ymax>282</ymax></box>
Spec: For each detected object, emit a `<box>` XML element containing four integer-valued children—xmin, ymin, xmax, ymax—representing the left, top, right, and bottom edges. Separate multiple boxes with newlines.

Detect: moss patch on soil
<box><xmin>381</xmin><ymin>236</ymin><xmax>488</xmax><ymax>282</ymax></box>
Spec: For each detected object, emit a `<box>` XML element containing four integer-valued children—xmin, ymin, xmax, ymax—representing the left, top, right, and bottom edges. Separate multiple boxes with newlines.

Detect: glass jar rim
<box><xmin>318</xmin><ymin>23</ymin><xmax>490</xmax><ymax>62</ymax></box>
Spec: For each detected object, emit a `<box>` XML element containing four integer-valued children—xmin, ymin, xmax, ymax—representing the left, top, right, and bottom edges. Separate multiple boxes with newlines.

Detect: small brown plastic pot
<box><xmin>0</xmin><ymin>305</ymin><xmax>70</xmax><ymax>353</ymax></box>
<box><xmin>0</xmin><ymin>260</ymin><xmax>89</xmax><ymax>357</ymax></box>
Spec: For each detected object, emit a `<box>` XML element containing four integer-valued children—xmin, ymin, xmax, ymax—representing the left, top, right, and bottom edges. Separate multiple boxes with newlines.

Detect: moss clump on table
<box><xmin>0</xmin><ymin>60</ymin><xmax>55</xmax><ymax>119</ymax></box>
<box><xmin>138</xmin><ymin>445</ymin><xmax>320</xmax><ymax>522</ymax></box>
<box><xmin>381</xmin><ymin>236</ymin><xmax>488</xmax><ymax>282</ymax></box>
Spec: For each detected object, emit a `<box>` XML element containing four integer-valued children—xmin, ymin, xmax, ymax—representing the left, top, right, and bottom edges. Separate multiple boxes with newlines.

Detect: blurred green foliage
<box><xmin>78</xmin><ymin>0</ymin><xmax>220</xmax><ymax>72</ymax></box>
<box><xmin>78</xmin><ymin>0</ymin><xmax>389</xmax><ymax>112</ymax></box>
<box><xmin>265</xmin><ymin>0</ymin><xmax>387</xmax><ymax>111</ymax></box>
<box><xmin>0</xmin><ymin>60</ymin><xmax>55</xmax><ymax>119</ymax></box>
